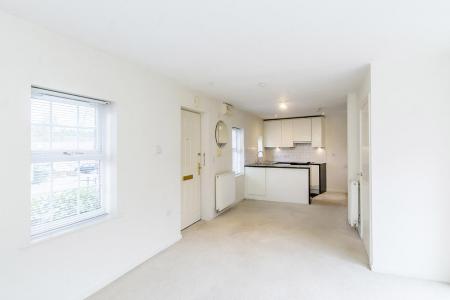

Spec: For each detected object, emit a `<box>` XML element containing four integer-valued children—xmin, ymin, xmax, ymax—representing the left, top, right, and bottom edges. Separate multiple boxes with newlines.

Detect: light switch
<box><xmin>155</xmin><ymin>145</ymin><xmax>162</xmax><ymax>155</ymax></box>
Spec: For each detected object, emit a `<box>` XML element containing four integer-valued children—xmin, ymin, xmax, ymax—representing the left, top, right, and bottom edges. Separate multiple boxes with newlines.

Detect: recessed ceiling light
<box><xmin>279</xmin><ymin>102</ymin><xmax>288</xmax><ymax>110</ymax></box>
<box><xmin>257</xmin><ymin>82</ymin><xmax>266</xmax><ymax>87</ymax></box>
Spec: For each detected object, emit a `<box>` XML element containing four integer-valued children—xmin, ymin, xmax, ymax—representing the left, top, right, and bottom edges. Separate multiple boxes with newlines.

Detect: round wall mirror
<box><xmin>215</xmin><ymin>120</ymin><xmax>228</xmax><ymax>148</ymax></box>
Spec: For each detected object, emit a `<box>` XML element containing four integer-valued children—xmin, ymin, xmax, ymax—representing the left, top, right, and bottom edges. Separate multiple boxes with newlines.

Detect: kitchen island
<box><xmin>244</xmin><ymin>163</ymin><xmax>311</xmax><ymax>205</ymax></box>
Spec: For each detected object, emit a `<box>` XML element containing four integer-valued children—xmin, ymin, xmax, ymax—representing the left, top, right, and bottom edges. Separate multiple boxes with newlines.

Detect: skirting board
<box><xmin>80</xmin><ymin>233</ymin><xmax>182</xmax><ymax>300</ymax></box>
<box><xmin>325</xmin><ymin>188</ymin><xmax>348</xmax><ymax>193</ymax></box>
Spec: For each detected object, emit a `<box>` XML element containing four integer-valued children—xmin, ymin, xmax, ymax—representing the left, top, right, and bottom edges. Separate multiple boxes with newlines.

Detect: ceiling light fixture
<box><xmin>279</xmin><ymin>102</ymin><xmax>288</xmax><ymax>110</ymax></box>
<box><xmin>257</xmin><ymin>82</ymin><xmax>266</xmax><ymax>88</ymax></box>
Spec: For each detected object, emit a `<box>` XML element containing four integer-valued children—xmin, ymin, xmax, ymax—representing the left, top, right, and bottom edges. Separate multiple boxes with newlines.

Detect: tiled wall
<box><xmin>245</xmin><ymin>146</ymin><xmax>258</xmax><ymax>164</ymax></box>
<box><xmin>264</xmin><ymin>143</ymin><xmax>327</xmax><ymax>163</ymax></box>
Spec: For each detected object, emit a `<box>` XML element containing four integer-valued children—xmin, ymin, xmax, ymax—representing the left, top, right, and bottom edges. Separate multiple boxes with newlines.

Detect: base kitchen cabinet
<box><xmin>245</xmin><ymin>167</ymin><xmax>266</xmax><ymax>197</ymax></box>
<box><xmin>245</xmin><ymin>166</ymin><xmax>310</xmax><ymax>205</ymax></box>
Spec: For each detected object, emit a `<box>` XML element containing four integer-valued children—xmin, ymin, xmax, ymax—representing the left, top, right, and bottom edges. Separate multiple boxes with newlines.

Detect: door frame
<box><xmin>359</xmin><ymin>93</ymin><xmax>373</xmax><ymax>268</ymax></box>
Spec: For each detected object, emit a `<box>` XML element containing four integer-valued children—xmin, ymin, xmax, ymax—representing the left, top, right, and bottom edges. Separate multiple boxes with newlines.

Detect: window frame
<box><xmin>232</xmin><ymin>127</ymin><xmax>244</xmax><ymax>176</ymax></box>
<box><xmin>30</xmin><ymin>87</ymin><xmax>110</xmax><ymax>239</ymax></box>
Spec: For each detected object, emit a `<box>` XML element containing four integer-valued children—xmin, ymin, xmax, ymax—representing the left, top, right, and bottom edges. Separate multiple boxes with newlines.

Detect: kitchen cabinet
<box><xmin>245</xmin><ymin>167</ymin><xmax>266</xmax><ymax>197</ymax></box>
<box><xmin>311</xmin><ymin>117</ymin><xmax>325</xmax><ymax>148</ymax></box>
<box><xmin>293</xmin><ymin>118</ymin><xmax>312</xmax><ymax>142</ymax></box>
<box><xmin>281</xmin><ymin>119</ymin><xmax>294</xmax><ymax>147</ymax></box>
<box><xmin>263</xmin><ymin>116</ymin><xmax>325</xmax><ymax>148</ymax></box>
<box><xmin>245</xmin><ymin>166</ymin><xmax>309</xmax><ymax>204</ymax></box>
<box><xmin>263</xmin><ymin>120</ymin><xmax>282</xmax><ymax>148</ymax></box>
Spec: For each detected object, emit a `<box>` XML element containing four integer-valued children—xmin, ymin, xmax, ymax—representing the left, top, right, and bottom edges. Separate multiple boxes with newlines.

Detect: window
<box><xmin>30</xmin><ymin>87</ymin><xmax>110</xmax><ymax>237</ymax></box>
<box><xmin>257</xmin><ymin>136</ymin><xmax>264</xmax><ymax>160</ymax></box>
<box><xmin>232</xmin><ymin>127</ymin><xmax>244</xmax><ymax>175</ymax></box>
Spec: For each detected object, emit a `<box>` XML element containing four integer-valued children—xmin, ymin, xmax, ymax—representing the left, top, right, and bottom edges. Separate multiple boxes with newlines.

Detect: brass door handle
<box><xmin>183</xmin><ymin>174</ymin><xmax>193</xmax><ymax>181</ymax></box>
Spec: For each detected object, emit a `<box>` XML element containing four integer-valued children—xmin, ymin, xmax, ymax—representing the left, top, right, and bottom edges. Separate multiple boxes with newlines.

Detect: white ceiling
<box><xmin>1</xmin><ymin>0</ymin><xmax>449</xmax><ymax>118</ymax></box>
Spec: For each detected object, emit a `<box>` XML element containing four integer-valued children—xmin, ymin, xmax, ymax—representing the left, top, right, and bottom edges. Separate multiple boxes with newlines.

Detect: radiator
<box><xmin>348</xmin><ymin>180</ymin><xmax>360</xmax><ymax>227</ymax></box>
<box><xmin>215</xmin><ymin>172</ymin><xmax>236</xmax><ymax>213</ymax></box>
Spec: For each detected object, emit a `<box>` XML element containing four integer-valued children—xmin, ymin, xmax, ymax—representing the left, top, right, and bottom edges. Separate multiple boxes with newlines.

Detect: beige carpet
<box><xmin>88</xmin><ymin>193</ymin><xmax>450</xmax><ymax>300</ymax></box>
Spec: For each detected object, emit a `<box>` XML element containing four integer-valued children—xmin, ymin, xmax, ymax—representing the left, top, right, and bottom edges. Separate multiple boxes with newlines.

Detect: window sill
<box><xmin>28</xmin><ymin>212</ymin><xmax>117</xmax><ymax>247</ymax></box>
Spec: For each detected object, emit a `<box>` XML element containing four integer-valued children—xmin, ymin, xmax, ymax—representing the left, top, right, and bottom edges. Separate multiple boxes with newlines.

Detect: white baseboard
<box><xmin>80</xmin><ymin>233</ymin><xmax>182</xmax><ymax>300</ymax></box>
<box><xmin>326</xmin><ymin>188</ymin><xmax>348</xmax><ymax>193</ymax></box>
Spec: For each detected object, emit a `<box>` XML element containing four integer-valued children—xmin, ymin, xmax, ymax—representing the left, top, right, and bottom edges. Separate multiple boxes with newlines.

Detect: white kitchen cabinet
<box><xmin>265</xmin><ymin>168</ymin><xmax>309</xmax><ymax>204</ymax></box>
<box><xmin>311</xmin><ymin>117</ymin><xmax>326</xmax><ymax>148</ymax></box>
<box><xmin>281</xmin><ymin>119</ymin><xmax>294</xmax><ymax>147</ymax></box>
<box><xmin>245</xmin><ymin>167</ymin><xmax>266</xmax><ymax>197</ymax></box>
<box><xmin>264</xmin><ymin>116</ymin><xmax>325</xmax><ymax>148</ymax></box>
<box><xmin>245</xmin><ymin>167</ymin><xmax>309</xmax><ymax>204</ymax></box>
<box><xmin>263</xmin><ymin>120</ymin><xmax>282</xmax><ymax>148</ymax></box>
<box><xmin>293</xmin><ymin>118</ymin><xmax>312</xmax><ymax>142</ymax></box>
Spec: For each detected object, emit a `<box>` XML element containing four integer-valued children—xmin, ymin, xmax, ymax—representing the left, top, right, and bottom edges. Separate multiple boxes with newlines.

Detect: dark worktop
<box><xmin>244</xmin><ymin>162</ymin><xmax>325</xmax><ymax>169</ymax></box>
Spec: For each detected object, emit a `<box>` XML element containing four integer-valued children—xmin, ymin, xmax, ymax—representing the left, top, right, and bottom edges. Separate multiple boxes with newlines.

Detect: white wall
<box><xmin>371</xmin><ymin>55</ymin><xmax>450</xmax><ymax>282</ymax></box>
<box><xmin>0</xmin><ymin>11</ymin><xmax>262</xmax><ymax>300</ymax></box>
<box><xmin>324</xmin><ymin>108</ymin><xmax>348</xmax><ymax>192</ymax></box>
<box><xmin>347</xmin><ymin>69</ymin><xmax>371</xmax><ymax>227</ymax></box>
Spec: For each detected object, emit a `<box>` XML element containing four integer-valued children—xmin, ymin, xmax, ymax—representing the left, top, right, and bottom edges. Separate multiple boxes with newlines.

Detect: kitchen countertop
<box><xmin>244</xmin><ymin>162</ymin><xmax>325</xmax><ymax>169</ymax></box>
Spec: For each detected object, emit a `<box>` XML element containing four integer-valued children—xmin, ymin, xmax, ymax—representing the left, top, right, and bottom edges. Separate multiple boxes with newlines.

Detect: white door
<box><xmin>359</xmin><ymin>96</ymin><xmax>372</xmax><ymax>265</ymax></box>
<box><xmin>181</xmin><ymin>110</ymin><xmax>201</xmax><ymax>229</ymax></box>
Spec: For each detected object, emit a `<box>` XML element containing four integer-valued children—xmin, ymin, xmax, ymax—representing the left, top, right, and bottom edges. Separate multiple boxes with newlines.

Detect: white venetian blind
<box><xmin>232</xmin><ymin>127</ymin><xmax>244</xmax><ymax>175</ymax></box>
<box><xmin>30</xmin><ymin>87</ymin><xmax>109</xmax><ymax>237</ymax></box>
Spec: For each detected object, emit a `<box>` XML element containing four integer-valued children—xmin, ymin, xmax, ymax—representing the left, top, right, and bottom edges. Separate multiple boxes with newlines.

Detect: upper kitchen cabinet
<box><xmin>263</xmin><ymin>116</ymin><xmax>325</xmax><ymax>148</ymax></box>
<box><xmin>264</xmin><ymin>120</ymin><xmax>282</xmax><ymax>147</ymax></box>
<box><xmin>293</xmin><ymin>118</ymin><xmax>312</xmax><ymax>142</ymax></box>
<box><xmin>281</xmin><ymin>119</ymin><xmax>294</xmax><ymax>147</ymax></box>
<box><xmin>311</xmin><ymin>117</ymin><xmax>326</xmax><ymax>148</ymax></box>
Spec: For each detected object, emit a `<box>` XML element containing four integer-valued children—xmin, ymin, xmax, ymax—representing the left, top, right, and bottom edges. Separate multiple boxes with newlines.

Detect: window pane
<box><xmin>31</xmin><ymin>163</ymin><xmax>52</xmax><ymax>227</ymax></box>
<box><xmin>232</xmin><ymin>129</ymin><xmax>236</xmax><ymax>150</ymax></box>
<box><xmin>78</xmin><ymin>128</ymin><xmax>96</xmax><ymax>150</ymax></box>
<box><xmin>31</xmin><ymin>99</ymin><xmax>50</xmax><ymax>124</ymax></box>
<box><xmin>232</xmin><ymin>128</ymin><xmax>243</xmax><ymax>175</ymax></box>
<box><xmin>31</xmin><ymin>125</ymin><xmax>50</xmax><ymax>151</ymax></box>
<box><xmin>52</xmin><ymin>102</ymin><xmax>77</xmax><ymax>126</ymax></box>
<box><xmin>79</xmin><ymin>161</ymin><xmax>101</xmax><ymax>214</ymax></box>
<box><xmin>79</xmin><ymin>106</ymin><xmax>96</xmax><ymax>128</ymax></box>
<box><xmin>52</xmin><ymin>127</ymin><xmax>77</xmax><ymax>150</ymax></box>
<box><xmin>52</xmin><ymin>161</ymin><xmax>79</xmax><ymax>221</ymax></box>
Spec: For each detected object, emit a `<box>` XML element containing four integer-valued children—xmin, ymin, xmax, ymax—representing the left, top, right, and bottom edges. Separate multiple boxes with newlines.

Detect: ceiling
<box><xmin>1</xmin><ymin>0</ymin><xmax>449</xmax><ymax>118</ymax></box>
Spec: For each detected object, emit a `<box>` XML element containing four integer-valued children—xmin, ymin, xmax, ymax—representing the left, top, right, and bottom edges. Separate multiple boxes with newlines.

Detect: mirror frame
<box><xmin>215</xmin><ymin>120</ymin><xmax>228</xmax><ymax>148</ymax></box>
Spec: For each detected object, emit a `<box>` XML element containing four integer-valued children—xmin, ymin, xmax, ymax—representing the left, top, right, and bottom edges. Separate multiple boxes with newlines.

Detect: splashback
<box><xmin>264</xmin><ymin>143</ymin><xmax>326</xmax><ymax>163</ymax></box>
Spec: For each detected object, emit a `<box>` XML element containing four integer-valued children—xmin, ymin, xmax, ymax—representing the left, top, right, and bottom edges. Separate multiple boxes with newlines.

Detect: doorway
<box><xmin>181</xmin><ymin>109</ymin><xmax>202</xmax><ymax>229</ymax></box>
<box><xmin>359</xmin><ymin>95</ymin><xmax>372</xmax><ymax>266</ymax></box>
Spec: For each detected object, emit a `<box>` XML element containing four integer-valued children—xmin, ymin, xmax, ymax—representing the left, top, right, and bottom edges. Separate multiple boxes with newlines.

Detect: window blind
<box><xmin>232</xmin><ymin>128</ymin><xmax>244</xmax><ymax>175</ymax></box>
<box><xmin>30</xmin><ymin>88</ymin><xmax>108</xmax><ymax>237</ymax></box>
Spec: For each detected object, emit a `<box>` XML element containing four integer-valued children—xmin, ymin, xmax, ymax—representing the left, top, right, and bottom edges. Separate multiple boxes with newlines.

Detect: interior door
<box><xmin>181</xmin><ymin>110</ymin><xmax>201</xmax><ymax>229</ymax></box>
<box><xmin>359</xmin><ymin>96</ymin><xmax>372</xmax><ymax>264</ymax></box>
